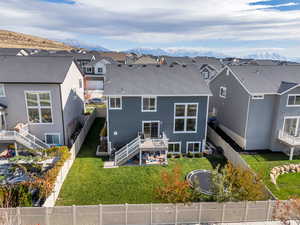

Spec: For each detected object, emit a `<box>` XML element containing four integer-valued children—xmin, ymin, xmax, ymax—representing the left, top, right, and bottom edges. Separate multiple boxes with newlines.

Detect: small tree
<box><xmin>273</xmin><ymin>199</ymin><xmax>300</xmax><ymax>225</ymax></box>
<box><xmin>156</xmin><ymin>165</ymin><xmax>192</xmax><ymax>203</ymax></box>
<box><xmin>212</xmin><ymin>163</ymin><xmax>267</xmax><ymax>202</ymax></box>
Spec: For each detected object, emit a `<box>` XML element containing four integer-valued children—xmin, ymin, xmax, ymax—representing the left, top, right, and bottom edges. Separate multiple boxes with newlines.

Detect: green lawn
<box><xmin>56</xmin><ymin>119</ymin><xmax>221</xmax><ymax>205</ymax></box>
<box><xmin>241</xmin><ymin>153</ymin><xmax>300</xmax><ymax>199</ymax></box>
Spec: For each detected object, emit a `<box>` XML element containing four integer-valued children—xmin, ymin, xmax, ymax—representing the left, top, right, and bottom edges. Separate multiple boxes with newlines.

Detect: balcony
<box><xmin>140</xmin><ymin>132</ymin><xmax>169</xmax><ymax>151</ymax></box>
<box><xmin>278</xmin><ymin>129</ymin><xmax>300</xmax><ymax>147</ymax></box>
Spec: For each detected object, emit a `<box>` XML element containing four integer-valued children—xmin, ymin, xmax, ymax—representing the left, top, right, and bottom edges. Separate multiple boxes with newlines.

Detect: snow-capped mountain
<box><xmin>124</xmin><ymin>47</ymin><xmax>228</xmax><ymax>58</ymax></box>
<box><xmin>62</xmin><ymin>39</ymin><xmax>110</xmax><ymax>51</ymax></box>
<box><xmin>245</xmin><ymin>52</ymin><xmax>288</xmax><ymax>61</ymax></box>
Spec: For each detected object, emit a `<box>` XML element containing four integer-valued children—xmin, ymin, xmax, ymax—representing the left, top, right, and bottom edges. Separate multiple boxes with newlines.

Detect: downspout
<box><xmin>59</xmin><ymin>85</ymin><xmax>66</xmax><ymax>146</ymax></box>
<box><xmin>244</xmin><ymin>95</ymin><xmax>251</xmax><ymax>150</ymax></box>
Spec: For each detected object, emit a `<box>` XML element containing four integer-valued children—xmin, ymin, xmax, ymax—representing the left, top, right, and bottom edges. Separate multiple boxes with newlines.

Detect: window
<box><xmin>0</xmin><ymin>84</ymin><xmax>5</xmax><ymax>97</ymax></box>
<box><xmin>283</xmin><ymin>117</ymin><xmax>300</xmax><ymax>137</ymax></box>
<box><xmin>287</xmin><ymin>95</ymin><xmax>300</xmax><ymax>107</ymax></box>
<box><xmin>109</xmin><ymin>96</ymin><xmax>122</xmax><ymax>110</ymax></box>
<box><xmin>85</xmin><ymin>67</ymin><xmax>92</xmax><ymax>73</ymax></box>
<box><xmin>219</xmin><ymin>86</ymin><xmax>227</xmax><ymax>98</ymax></box>
<box><xmin>252</xmin><ymin>95</ymin><xmax>264</xmax><ymax>100</ymax></box>
<box><xmin>142</xmin><ymin>96</ymin><xmax>157</xmax><ymax>112</ymax></box>
<box><xmin>86</xmin><ymin>80</ymin><xmax>103</xmax><ymax>90</ymax></box>
<box><xmin>45</xmin><ymin>133</ymin><xmax>60</xmax><ymax>145</ymax></box>
<box><xmin>25</xmin><ymin>91</ymin><xmax>52</xmax><ymax>124</ymax></box>
<box><xmin>187</xmin><ymin>142</ymin><xmax>201</xmax><ymax>153</ymax></box>
<box><xmin>174</xmin><ymin>103</ymin><xmax>198</xmax><ymax>133</ymax></box>
<box><xmin>168</xmin><ymin>142</ymin><xmax>181</xmax><ymax>154</ymax></box>
<box><xmin>79</xmin><ymin>79</ymin><xmax>82</xmax><ymax>89</ymax></box>
<box><xmin>98</xmin><ymin>67</ymin><xmax>103</xmax><ymax>73</ymax></box>
<box><xmin>202</xmin><ymin>71</ymin><xmax>209</xmax><ymax>79</ymax></box>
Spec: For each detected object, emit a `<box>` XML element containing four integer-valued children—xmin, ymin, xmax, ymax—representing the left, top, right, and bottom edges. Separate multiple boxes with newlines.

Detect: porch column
<box><xmin>139</xmin><ymin>149</ymin><xmax>142</xmax><ymax>166</ymax></box>
<box><xmin>289</xmin><ymin>147</ymin><xmax>295</xmax><ymax>161</ymax></box>
<box><xmin>14</xmin><ymin>142</ymin><xmax>18</xmax><ymax>156</ymax></box>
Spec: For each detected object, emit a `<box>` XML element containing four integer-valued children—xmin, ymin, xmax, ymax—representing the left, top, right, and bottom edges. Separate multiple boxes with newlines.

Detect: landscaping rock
<box><xmin>270</xmin><ymin>164</ymin><xmax>300</xmax><ymax>185</ymax></box>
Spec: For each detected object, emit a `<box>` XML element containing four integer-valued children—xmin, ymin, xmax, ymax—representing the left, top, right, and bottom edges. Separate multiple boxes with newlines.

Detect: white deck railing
<box><xmin>278</xmin><ymin>129</ymin><xmax>300</xmax><ymax>146</ymax></box>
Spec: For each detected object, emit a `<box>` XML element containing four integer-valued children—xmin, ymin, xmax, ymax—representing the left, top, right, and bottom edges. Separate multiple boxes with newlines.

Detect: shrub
<box><xmin>187</xmin><ymin>152</ymin><xmax>194</xmax><ymax>158</ymax></box>
<box><xmin>212</xmin><ymin>163</ymin><xmax>267</xmax><ymax>202</ymax></box>
<box><xmin>155</xmin><ymin>165</ymin><xmax>192</xmax><ymax>203</ymax></box>
<box><xmin>174</xmin><ymin>154</ymin><xmax>181</xmax><ymax>159</ymax></box>
<box><xmin>167</xmin><ymin>153</ymin><xmax>172</xmax><ymax>158</ymax></box>
<box><xmin>194</xmin><ymin>153</ymin><xmax>203</xmax><ymax>158</ymax></box>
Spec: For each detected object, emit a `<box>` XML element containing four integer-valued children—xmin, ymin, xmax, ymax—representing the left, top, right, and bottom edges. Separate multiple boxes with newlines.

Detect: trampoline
<box><xmin>186</xmin><ymin>170</ymin><xmax>214</xmax><ymax>195</ymax></box>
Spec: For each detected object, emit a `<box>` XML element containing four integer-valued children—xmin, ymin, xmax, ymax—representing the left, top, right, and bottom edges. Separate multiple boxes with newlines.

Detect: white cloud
<box><xmin>0</xmin><ymin>0</ymin><xmax>300</xmax><ymax>57</ymax></box>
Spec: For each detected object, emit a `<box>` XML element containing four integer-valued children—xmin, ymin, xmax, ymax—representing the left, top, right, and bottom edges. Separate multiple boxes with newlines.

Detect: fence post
<box><xmin>244</xmin><ymin>201</ymin><xmax>249</xmax><ymax>222</ymax></box>
<box><xmin>150</xmin><ymin>203</ymin><xmax>153</xmax><ymax>225</ymax></box>
<box><xmin>17</xmin><ymin>207</ymin><xmax>21</xmax><ymax>225</ymax></box>
<box><xmin>45</xmin><ymin>207</ymin><xmax>49</xmax><ymax>225</ymax></box>
<box><xmin>221</xmin><ymin>203</ymin><xmax>226</xmax><ymax>223</ymax></box>
<box><xmin>72</xmin><ymin>205</ymin><xmax>76</xmax><ymax>225</ymax></box>
<box><xmin>125</xmin><ymin>203</ymin><xmax>128</xmax><ymax>225</ymax></box>
<box><xmin>198</xmin><ymin>203</ymin><xmax>202</xmax><ymax>224</ymax></box>
<box><xmin>174</xmin><ymin>204</ymin><xmax>178</xmax><ymax>225</ymax></box>
<box><xmin>98</xmin><ymin>204</ymin><xmax>102</xmax><ymax>225</ymax></box>
<box><xmin>266</xmin><ymin>200</ymin><xmax>272</xmax><ymax>221</ymax></box>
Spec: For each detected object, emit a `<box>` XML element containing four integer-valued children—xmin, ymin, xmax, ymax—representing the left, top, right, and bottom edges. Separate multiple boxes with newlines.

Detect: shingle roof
<box><xmin>0</xmin><ymin>48</ymin><xmax>23</xmax><ymax>56</ymax></box>
<box><xmin>0</xmin><ymin>56</ymin><xmax>74</xmax><ymax>83</ymax></box>
<box><xmin>100</xmin><ymin>52</ymin><xmax>127</xmax><ymax>62</ymax></box>
<box><xmin>229</xmin><ymin>65</ymin><xmax>300</xmax><ymax>94</ymax></box>
<box><xmin>104</xmin><ymin>64</ymin><xmax>211</xmax><ymax>96</ymax></box>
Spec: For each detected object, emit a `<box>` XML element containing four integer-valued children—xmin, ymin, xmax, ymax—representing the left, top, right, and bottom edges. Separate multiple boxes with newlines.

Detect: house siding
<box><xmin>209</xmin><ymin>69</ymin><xmax>250</xmax><ymax>148</ymax></box>
<box><xmin>0</xmin><ymin>83</ymin><xmax>64</xmax><ymax>143</ymax></box>
<box><xmin>108</xmin><ymin>96</ymin><xmax>208</xmax><ymax>153</ymax></box>
<box><xmin>60</xmin><ymin>62</ymin><xmax>85</xmax><ymax>145</ymax></box>
<box><xmin>246</xmin><ymin>95</ymin><xmax>276</xmax><ymax>150</ymax></box>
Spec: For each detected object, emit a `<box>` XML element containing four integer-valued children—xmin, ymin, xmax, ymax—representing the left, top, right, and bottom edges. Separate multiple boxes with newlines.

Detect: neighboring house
<box><xmin>100</xmin><ymin>52</ymin><xmax>128</xmax><ymax>64</ymax></box>
<box><xmin>209</xmin><ymin>65</ymin><xmax>300</xmax><ymax>159</ymax></box>
<box><xmin>159</xmin><ymin>56</ymin><xmax>195</xmax><ymax>65</ymax></box>
<box><xmin>0</xmin><ymin>48</ymin><xmax>30</xmax><ymax>56</ymax></box>
<box><xmin>104</xmin><ymin>64</ymin><xmax>211</xmax><ymax>165</ymax></box>
<box><xmin>0</xmin><ymin>56</ymin><xmax>85</xmax><ymax>149</ymax></box>
<box><xmin>132</xmin><ymin>55</ymin><xmax>158</xmax><ymax>64</ymax></box>
<box><xmin>83</xmin><ymin>58</ymin><xmax>112</xmax><ymax>99</ymax></box>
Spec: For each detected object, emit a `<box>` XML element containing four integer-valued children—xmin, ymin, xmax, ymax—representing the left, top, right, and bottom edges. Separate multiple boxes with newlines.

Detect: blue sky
<box><xmin>1</xmin><ymin>0</ymin><xmax>300</xmax><ymax>57</ymax></box>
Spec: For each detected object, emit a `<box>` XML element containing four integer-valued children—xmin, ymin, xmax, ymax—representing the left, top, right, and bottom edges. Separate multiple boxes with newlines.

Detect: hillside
<box><xmin>0</xmin><ymin>30</ymin><xmax>73</xmax><ymax>50</ymax></box>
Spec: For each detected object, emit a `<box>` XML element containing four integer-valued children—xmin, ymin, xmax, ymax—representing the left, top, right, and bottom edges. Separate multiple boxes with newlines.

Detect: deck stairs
<box><xmin>114</xmin><ymin>136</ymin><xmax>141</xmax><ymax>166</ymax></box>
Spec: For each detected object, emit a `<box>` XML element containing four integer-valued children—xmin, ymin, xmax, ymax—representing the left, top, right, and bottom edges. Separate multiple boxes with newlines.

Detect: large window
<box><xmin>187</xmin><ymin>142</ymin><xmax>201</xmax><ymax>153</ymax></box>
<box><xmin>25</xmin><ymin>91</ymin><xmax>52</xmax><ymax>124</ymax></box>
<box><xmin>45</xmin><ymin>133</ymin><xmax>60</xmax><ymax>145</ymax></box>
<box><xmin>109</xmin><ymin>96</ymin><xmax>122</xmax><ymax>110</ymax></box>
<box><xmin>174</xmin><ymin>103</ymin><xmax>198</xmax><ymax>133</ymax></box>
<box><xmin>0</xmin><ymin>84</ymin><xmax>5</xmax><ymax>97</ymax></box>
<box><xmin>168</xmin><ymin>142</ymin><xmax>181</xmax><ymax>154</ymax></box>
<box><xmin>142</xmin><ymin>96</ymin><xmax>157</xmax><ymax>112</ymax></box>
<box><xmin>283</xmin><ymin>117</ymin><xmax>300</xmax><ymax>137</ymax></box>
<box><xmin>287</xmin><ymin>95</ymin><xmax>300</xmax><ymax>107</ymax></box>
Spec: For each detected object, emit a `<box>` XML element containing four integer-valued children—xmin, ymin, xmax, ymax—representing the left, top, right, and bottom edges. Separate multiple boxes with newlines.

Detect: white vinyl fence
<box><xmin>1</xmin><ymin>201</ymin><xmax>278</xmax><ymax>225</ymax></box>
<box><xmin>43</xmin><ymin>110</ymin><xmax>97</xmax><ymax>207</ymax></box>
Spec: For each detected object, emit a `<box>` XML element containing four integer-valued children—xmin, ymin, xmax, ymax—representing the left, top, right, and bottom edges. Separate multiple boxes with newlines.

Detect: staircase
<box><xmin>114</xmin><ymin>136</ymin><xmax>141</xmax><ymax>166</ymax></box>
<box><xmin>0</xmin><ymin>130</ymin><xmax>49</xmax><ymax>150</ymax></box>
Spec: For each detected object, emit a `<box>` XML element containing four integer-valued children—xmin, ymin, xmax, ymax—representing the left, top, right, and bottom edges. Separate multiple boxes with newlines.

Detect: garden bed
<box><xmin>241</xmin><ymin>152</ymin><xmax>300</xmax><ymax>199</ymax></box>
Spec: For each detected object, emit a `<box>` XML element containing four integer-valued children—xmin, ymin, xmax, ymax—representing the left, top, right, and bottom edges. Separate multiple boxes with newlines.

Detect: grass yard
<box><xmin>241</xmin><ymin>153</ymin><xmax>300</xmax><ymax>200</ymax></box>
<box><xmin>56</xmin><ymin>118</ymin><xmax>223</xmax><ymax>206</ymax></box>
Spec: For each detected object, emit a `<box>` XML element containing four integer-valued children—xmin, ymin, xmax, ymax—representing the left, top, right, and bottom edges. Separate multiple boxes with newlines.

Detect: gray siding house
<box><xmin>0</xmin><ymin>56</ymin><xmax>85</xmax><ymax>149</ymax></box>
<box><xmin>104</xmin><ymin>64</ymin><xmax>211</xmax><ymax>165</ymax></box>
<box><xmin>209</xmin><ymin>65</ymin><xmax>300</xmax><ymax>159</ymax></box>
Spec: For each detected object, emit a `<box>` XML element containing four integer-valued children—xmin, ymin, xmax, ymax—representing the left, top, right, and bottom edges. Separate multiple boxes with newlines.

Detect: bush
<box><xmin>174</xmin><ymin>154</ymin><xmax>181</xmax><ymax>159</ymax></box>
<box><xmin>212</xmin><ymin>163</ymin><xmax>267</xmax><ymax>202</ymax></box>
<box><xmin>156</xmin><ymin>165</ymin><xmax>192</xmax><ymax>203</ymax></box>
<box><xmin>167</xmin><ymin>153</ymin><xmax>172</xmax><ymax>158</ymax></box>
<box><xmin>187</xmin><ymin>152</ymin><xmax>194</xmax><ymax>158</ymax></box>
<box><xmin>194</xmin><ymin>153</ymin><xmax>203</xmax><ymax>158</ymax></box>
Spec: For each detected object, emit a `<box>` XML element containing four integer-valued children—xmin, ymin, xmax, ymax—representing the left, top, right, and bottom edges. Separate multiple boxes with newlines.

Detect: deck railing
<box><xmin>278</xmin><ymin>129</ymin><xmax>300</xmax><ymax>146</ymax></box>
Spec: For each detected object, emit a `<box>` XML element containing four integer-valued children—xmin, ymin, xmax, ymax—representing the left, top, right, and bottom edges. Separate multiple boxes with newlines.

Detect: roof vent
<box><xmin>118</xmin><ymin>64</ymin><xmax>122</xmax><ymax>67</ymax></box>
<box><xmin>156</xmin><ymin>64</ymin><xmax>160</xmax><ymax>67</ymax></box>
<box><xmin>142</xmin><ymin>64</ymin><xmax>147</xmax><ymax>67</ymax></box>
<box><xmin>182</xmin><ymin>64</ymin><xmax>187</xmax><ymax>68</ymax></box>
<box><xmin>170</xmin><ymin>64</ymin><xmax>174</xmax><ymax>67</ymax></box>
<box><xmin>128</xmin><ymin>65</ymin><xmax>133</xmax><ymax>67</ymax></box>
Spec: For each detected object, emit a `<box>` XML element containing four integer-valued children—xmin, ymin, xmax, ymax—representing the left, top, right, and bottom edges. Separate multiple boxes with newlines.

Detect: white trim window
<box><xmin>187</xmin><ymin>142</ymin><xmax>201</xmax><ymax>153</ymax></box>
<box><xmin>174</xmin><ymin>103</ymin><xmax>198</xmax><ymax>133</ymax></box>
<box><xmin>85</xmin><ymin>67</ymin><xmax>93</xmax><ymax>73</ymax></box>
<box><xmin>219</xmin><ymin>86</ymin><xmax>227</xmax><ymax>98</ymax></box>
<box><xmin>98</xmin><ymin>67</ymin><xmax>103</xmax><ymax>73</ymax></box>
<box><xmin>45</xmin><ymin>133</ymin><xmax>60</xmax><ymax>145</ymax></box>
<box><xmin>168</xmin><ymin>142</ymin><xmax>181</xmax><ymax>154</ymax></box>
<box><xmin>25</xmin><ymin>91</ymin><xmax>53</xmax><ymax>124</ymax></box>
<box><xmin>109</xmin><ymin>96</ymin><xmax>122</xmax><ymax>110</ymax></box>
<box><xmin>283</xmin><ymin>117</ymin><xmax>300</xmax><ymax>137</ymax></box>
<box><xmin>79</xmin><ymin>79</ymin><xmax>83</xmax><ymax>89</ymax></box>
<box><xmin>287</xmin><ymin>95</ymin><xmax>300</xmax><ymax>107</ymax></box>
<box><xmin>142</xmin><ymin>96</ymin><xmax>157</xmax><ymax>112</ymax></box>
<box><xmin>202</xmin><ymin>71</ymin><xmax>209</xmax><ymax>79</ymax></box>
<box><xmin>0</xmin><ymin>84</ymin><xmax>5</xmax><ymax>97</ymax></box>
